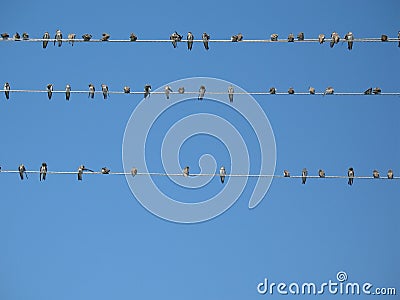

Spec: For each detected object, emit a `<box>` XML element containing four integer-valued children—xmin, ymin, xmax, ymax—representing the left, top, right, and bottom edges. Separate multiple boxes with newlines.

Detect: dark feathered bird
<box><xmin>65</xmin><ymin>84</ymin><xmax>71</xmax><ymax>100</ymax></box>
<box><xmin>387</xmin><ymin>169</ymin><xmax>394</xmax><ymax>179</ymax></box>
<box><xmin>144</xmin><ymin>84</ymin><xmax>151</xmax><ymax>99</ymax></box>
<box><xmin>130</xmin><ymin>33</ymin><xmax>138</xmax><ymax>41</ymax></box>
<box><xmin>231</xmin><ymin>33</ymin><xmax>243</xmax><ymax>42</ymax></box>
<box><xmin>13</xmin><ymin>32</ymin><xmax>21</xmax><ymax>40</ymax></box>
<box><xmin>22</xmin><ymin>32</ymin><xmax>29</xmax><ymax>40</ymax></box>
<box><xmin>164</xmin><ymin>85</ymin><xmax>172</xmax><ymax>99</ymax></box>
<box><xmin>54</xmin><ymin>29</ymin><xmax>62</xmax><ymax>47</ymax></box>
<box><xmin>228</xmin><ymin>86</ymin><xmax>234</xmax><ymax>103</ymax></box>
<box><xmin>68</xmin><ymin>33</ymin><xmax>76</xmax><ymax>46</ymax></box>
<box><xmin>270</xmin><ymin>33</ymin><xmax>278</xmax><ymax>41</ymax></box>
<box><xmin>170</xmin><ymin>31</ymin><xmax>182</xmax><ymax>48</ymax></box>
<box><xmin>344</xmin><ymin>32</ymin><xmax>354</xmax><ymax>50</ymax></box>
<box><xmin>309</xmin><ymin>87</ymin><xmax>315</xmax><ymax>94</ymax></box>
<box><xmin>283</xmin><ymin>170</ymin><xmax>290</xmax><ymax>177</ymax></box>
<box><xmin>330</xmin><ymin>32</ymin><xmax>340</xmax><ymax>48</ymax></box>
<box><xmin>347</xmin><ymin>167</ymin><xmax>354</xmax><ymax>186</ymax></box>
<box><xmin>364</xmin><ymin>88</ymin><xmax>372</xmax><ymax>95</ymax></box>
<box><xmin>318</xmin><ymin>33</ymin><xmax>325</xmax><ymax>44</ymax></box>
<box><xmin>324</xmin><ymin>86</ymin><xmax>334</xmax><ymax>96</ymax></box>
<box><xmin>318</xmin><ymin>169</ymin><xmax>325</xmax><ymax>178</ymax></box>
<box><xmin>1</xmin><ymin>33</ymin><xmax>9</xmax><ymax>40</ymax></box>
<box><xmin>373</xmin><ymin>87</ymin><xmax>381</xmax><ymax>94</ymax></box>
<box><xmin>297</xmin><ymin>32</ymin><xmax>304</xmax><ymax>41</ymax></box>
<box><xmin>269</xmin><ymin>87</ymin><xmax>276</xmax><ymax>94</ymax></box>
<box><xmin>178</xmin><ymin>87</ymin><xmax>185</xmax><ymax>94</ymax></box>
<box><xmin>40</xmin><ymin>163</ymin><xmax>47</xmax><ymax>181</ymax></box>
<box><xmin>198</xmin><ymin>85</ymin><xmax>206</xmax><ymax>100</ymax></box>
<box><xmin>43</xmin><ymin>32</ymin><xmax>50</xmax><ymax>48</ymax></box>
<box><xmin>287</xmin><ymin>33</ymin><xmax>294</xmax><ymax>42</ymax></box>
<box><xmin>124</xmin><ymin>86</ymin><xmax>130</xmax><ymax>93</ymax></box>
<box><xmin>302</xmin><ymin>168</ymin><xmax>308</xmax><ymax>184</ymax></box>
<box><xmin>82</xmin><ymin>34</ymin><xmax>92</xmax><ymax>41</ymax></box>
<box><xmin>183</xmin><ymin>166</ymin><xmax>189</xmax><ymax>177</ymax></box>
<box><xmin>47</xmin><ymin>84</ymin><xmax>53</xmax><ymax>100</ymax></box>
<box><xmin>101</xmin><ymin>84</ymin><xmax>109</xmax><ymax>99</ymax></box>
<box><xmin>220</xmin><ymin>166</ymin><xmax>226</xmax><ymax>183</ymax></box>
<box><xmin>4</xmin><ymin>82</ymin><xmax>10</xmax><ymax>100</ymax></box>
<box><xmin>288</xmin><ymin>87</ymin><xmax>295</xmax><ymax>94</ymax></box>
<box><xmin>88</xmin><ymin>84</ymin><xmax>95</xmax><ymax>99</ymax></box>
<box><xmin>187</xmin><ymin>32</ymin><xmax>194</xmax><ymax>50</ymax></box>
<box><xmin>373</xmin><ymin>170</ymin><xmax>380</xmax><ymax>178</ymax></box>
<box><xmin>18</xmin><ymin>164</ymin><xmax>27</xmax><ymax>180</ymax></box>
<box><xmin>101</xmin><ymin>167</ymin><xmax>110</xmax><ymax>174</ymax></box>
<box><xmin>101</xmin><ymin>33</ymin><xmax>110</xmax><ymax>41</ymax></box>
<box><xmin>381</xmin><ymin>34</ymin><xmax>388</xmax><ymax>42</ymax></box>
<box><xmin>202</xmin><ymin>32</ymin><xmax>210</xmax><ymax>50</ymax></box>
<box><xmin>131</xmin><ymin>167</ymin><xmax>138</xmax><ymax>177</ymax></box>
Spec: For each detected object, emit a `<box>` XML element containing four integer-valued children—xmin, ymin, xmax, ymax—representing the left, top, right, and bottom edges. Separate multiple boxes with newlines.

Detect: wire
<box><xmin>0</xmin><ymin>169</ymin><xmax>398</xmax><ymax>180</ymax></box>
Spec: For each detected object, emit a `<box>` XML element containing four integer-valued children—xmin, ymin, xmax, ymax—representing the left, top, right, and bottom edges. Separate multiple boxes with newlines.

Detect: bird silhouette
<box><xmin>228</xmin><ymin>86</ymin><xmax>234</xmax><ymax>102</ymax></box>
<box><xmin>220</xmin><ymin>166</ymin><xmax>226</xmax><ymax>183</ymax></box>
<box><xmin>42</xmin><ymin>32</ymin><xmax>50</xmax><ymax>48</ymax></box>
<box><xmin>202</xmin><ymin>32</ymin><xmax>210</xmax><ymax>50</ymax></box>
<box><xmin>348</xmin><ymin>167</ymin><xmax>354</xmax><ymax>185</ymax></box>
<box><xmin>4</xmin><ymin>82</ymin><xmax>10</xmax><ymax>100</ymax></box>
<box><xmin>183</xmin><ymin>166</ymin><xmax>189</xmax><ymax>177</ymax></box>
<box><xmin>302</xmin><ymin>168</ymin><xmax>308</xmax><ymax>184</ymax></box>
<box><xmin>187</xmin><ymin>32</ymin><xmax>194</xmax><ymax>50</ymax></box>
<box><xmin>65</xmin><ymin>84</ymin><xmax>71</xmax><ymax>100</ymax></box>
<box><xmin>47</xmin><ymin>84</ymin><xmax>53</xmax><ymax>100</ymax></box>
<box><xmin>40</xmin><ymin>163</ymin><xmax>47</xmax><ymax>181</ymax></box>
<box><xmin>198</xmin><ymin>85</ymin><xmax>206</xmax><ymax>100</ymax></box>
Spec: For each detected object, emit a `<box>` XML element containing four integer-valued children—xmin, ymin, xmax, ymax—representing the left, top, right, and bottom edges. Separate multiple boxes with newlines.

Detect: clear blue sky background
<box><xmin>0</xmin><ymin>0</ymin><xmax>399</xmax><ymax>299</ymax></box>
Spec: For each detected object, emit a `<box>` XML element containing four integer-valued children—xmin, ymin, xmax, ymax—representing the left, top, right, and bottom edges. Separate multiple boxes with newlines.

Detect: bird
<box><xmin>124</xmin><ymin>86</ymin><xmax>130</xmax><ymax>93</ymax></box>
<box><xmin>309</xmin><ymin>86</ymin><xmax>315</xmax><ymax>94</ymax></box>
<box><xmin>183</xmin><ymin>166</ymin><xmax>189</xmax><ymax>177</ymax></box>
<box><xmin>130</xmin><ymin>33</ymin><xmax>138</xmax><ymax>41</ymax></box>
<box><xmin>1</xmin><ymin>33</ymin><xmax>9</xmax><ymax>39</ymax></box>
<box><xmin>164</xmin><ymin>85</ymin><xmax>173</xmax><ymax>99</ymax></box>
<box><xmin>398</xmin><ymin>31</ymin><xmax>400</xmax><ymax>47</ymax></box>
<box><xmin>144</xmin><ymin>84</ymin><xmax>151</xmax><ymax>99</ymax></box>
<box><xmin>302</xmin><ymin>168</ymin><xmax>308</xmax><ymax>184</ymax></box>
<box><xmin>269</xmin><ymin>87</ymin><xmax>276</xmax><ymax>94</ymax></box>
<box><xmin>187</xmin><ymin>32</ymin><xmax>194</xmax><ymax>50</ymax></box>
<box><xmin>42</xmin><ymin>32</ymin><xmax>50</xmax><ymax>48</ymax></box>
<box><xmin>178</xmin><ymin>87</ymin><xmax>185</xmax><ymax>94</ymax></box>
<box><xmin>88</xmin><ymin>84</ymin><xmax>95</xmax><ymax>99</ymax></box>
<box><xmin>283</xmin><ymin>170</ymin><xmax>290</xmax><ymax>177</ymax></box>
<box><xmin>318</xmin><ymin>33</ymin><xmax>325</xmax><ymax>44</ymax></box>
<box><xmin>228</xmin><ymin>86</ymin><xmax>234</xmax><ymax>103</ymax></box>
<box><xmin>202</xmin><ymin>32</ymin><xmax>210</xmax><ymax>50</ymax></box>
<box><xmin>54</xmin><ymin>29</ymin><xmax>62</xmax><ymax>47</ymax></box>
<box><xmin>387</xmin><ymin>169</ymin><xmax>394</xmax><ymax>179</ymax></box>
<box><xmin>324</xmin><ymin>86</ymin><xmax>334</xmax><ymax>96</ymax></box>
<box><xmin>82</xmin><ymin>34</ymin><xmax>92</xmax><ymax>41</ymax></box>
<box><xmin>101</xmin><ymin>84</ymin><xmax>109</xmax><ymax>99</ymax></box>
<box><xmin>344</xmin><ymin>32</ymin><xmax>354</xmax><ymax>50</ymax></box>
<box><xmin>13</xmin><ymin>32</ymin><xmax>21</xmax><ymax>40</ymax></box>
<box><xmin>170</xmin><ymin>31</ymin><xmax>182</xmax><ymax>48</ymax></box>
<box><xmin>131</xmin><ymin>167</ymin><xmax>138</xmax><ymax>177</ymax></box>
<box><xmin>4</xmin><ymin>82</ymin><xmax>10</xmax><ymax>100</ymax></box>
<box><xmin>347</xmin><ymin>167</ymin><xmax>354</xmax><ymax>185</ymax></box>
<box><xmin>67</xmin><ymin>33</ymin><xmax>76</xmax><ymax>46</ymax></box>
<box><xmin>318</xmin><ymin>169</ymin><xmax>325</xmax><ymax>178</ymax></box>
<box><xmin>40</xmin><ymin>163</ymin><xmax>47</xmax><ymax>181</ymax></box>
<box><xmin>381</xmin><ymin>34</ymin><xmax>388</xmax><ymax>42</ymax></box>
<box><xmin>47</xmin><ymin>84</ymin><xmax>53</xmax><ymax>100</ymax></box>
<box><xmin>77</xmin><ymin>165</ymin><xmax>84</xmax><ymax>181</ymax></box>
<box><xmin>220</xmin><ymin>166</ymin><xmax>226</xmax><ymax>183</ymax></box>
<box><xmin>198</xmin><ymin>85</ymin><xmax>206</xmax><ymax>100</ymax></box>
<box><xmin>22</xmin><ymin>32</ymin><xmax>29</xmax><ymax>40</ymax></box>
<box><xmin>364</xmin><ymin>88</ymin><xmax>372</xmax><ymax>95</ymax></box>
<box><xmin>101</xmin><ymin>167</ymin><xmax>110</xmax><ymax>174</ymax></box>
<box><xmin>18</xmin><ymin>164</ymin><xmax>27</xmax><ymax>180</ymax></box>
<box><xmin>287</xmin><ymin>33</ymin><xmax>294</xmax><ymax>42</ymax></box>
<box><xmin>330</xmin><ymin>32</ymin><xmax>340</xmax><ymax>48</ymax></box>
<box><xmin>101</xmin><ymin>33</ymin><xmax>110</xmax><ymax>41</ymax></box>
<box><xmin>65</xmin><ymin>84</ymin><xmax>71</xmax><ymax>100</ymax></box>
<box><xmin>373</xmin><ymin>170</ymin><xmax>380</xmax><ymax>178</ymax></box>
<box><xmin>297</xmin><ymin>32</ymin><xmax>304</xmax><ymax>41</ymax></box>
<box><xmin>288</xmin><ymin>87</ymin><xmax>295</xmax><ymax>94</ymax></box>
<box><xmin>231</xmin><ymin>33</ymin><xmax>243</xmax><ymax>42</ymax></box>
<box><xmin>270</xmin><ymin>33</ymin><xmax>278</xmax><ymax>41</ymax></box>
<box><xmin>373</xmin><ymin>87</ymin><xmax>381</xmax><ymax>94</ymax></box>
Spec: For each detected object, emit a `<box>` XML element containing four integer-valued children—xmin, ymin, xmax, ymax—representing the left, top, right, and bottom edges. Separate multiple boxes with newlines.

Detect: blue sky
<box><xmin>0</xmin><ymin>0</ymin><xmax>399</xmax><ymax>299</ymax></box>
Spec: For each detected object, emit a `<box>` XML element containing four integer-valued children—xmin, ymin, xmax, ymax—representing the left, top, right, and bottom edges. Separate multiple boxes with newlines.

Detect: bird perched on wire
<box><xmin>183</xmin><ymin>166</ymin><xmax>189</xmax><ymax>177</ymax></box>
<box><xmin>130</xmin><ymin>33</ymin><xmax>138</xmax><ymax>41</ymax></box>
<box><xmin>318</xmin><ymin>33</ymin><xmax>325</xmax><ymax>44</ymax></box>
<box><xmin>67</xmin><ymin>33</ymin><xmax>76</xmax><ymax>46</ymax></box>
<box><xmin>101</xmin><ymin>167</ymin><xmax>110</xmax><ymax>174</ymax></box>
<box><xmin>387</xmin><ymin>169</ymin><xmax>394</xmax><ymax>179</ymax></box>
<box><xmin>43</xmin><ymin>32</ymin><xmax>50</xmax><ymax>48</ymax></box>
<box><xmin>101</xmin><ymin>84</ymin><xmax>109</xmax><ymax>99</ymax></box>
<box><xmin>288</xmin><ymin>87</ymin><xmax>295</xmax><ymax>94</ymax></box>
<box><xmin>40</xmin><ymin>163</ymin><xmax>47</xmax><ymax>181</ymax></box>
<box><xmin>187</xmin><ymin>32</ymin><xmax>194</xmax><ymax>50</ymax></box>
<box><xmin>22</xmin><ymin>32</ymin><xmax>29</xmax><ymax>40</ymax></box>
<box><xmin>269</xmin><ymin>87</ymin><xmax>276</xmax><ymax>94</ymax></box>
<box><xmin>344</xmin><ymin>32</ymin><xmax>354</xmax><ymax>50</ymax></box>
<box><xmin>88</xmin><ymin>84</ymin><xmax>95</xmax><ymax>99</ymax></box>
<box><xmin>1</xmin><ymin>32</ymin><xmax>9</xmax><ymax>39</ymax></box>
<box><xmin>178</xmin><ymin>87</ymin><xmax>185</xmax><ymax>94</ymax></box>
<box><xmin>101</xmin><ymin>33</ymin><xmax>110</xmax><ymax>41</ymax></box>
<box><xmin>309</xmin><ymin>87</ymin><xmax>315</xmax><ymax>94</ymax></box>
<box><xmin>77</xmin><ymin>165</ymin><xmax>94</xmax><ymax>181</ymax></box>
<box><xmin>270</xmin><ymin>33</ymin><xmax>278</xmax><ymax>41</ymax></box>
<box><xmin>302</xmin><ymin>168</ymin><xmax>308</xmax><ymax>184</ymax></box>
<box><xmin>54</xmin><ymin>29</ymin><xmax>62</xmax><ymax>47</ymax></box>
<box><xmin>347</xmin><ymin>167</ymin><xmax>354</xmax><ymax>185</ymax></box>
<box><xmin>170</xmin><ymin>31</ymin><xmax>182</xmax><ymax>48</ymax></box>
<box><xmin>13</xmin><ymin>32</ymin><xmax>21</xmax><ymax>40</ymax></box>
<box><xmin>4</xmin><ymin>82</ymin><xmax>10</xmax><ymax>100</ymax></box>
<box><xmin>220</xmin><ymin>166</ymin><xmax>226</xmax><ymax>183</ymax></box>
<box><xmin>131</xmin><ymin>167</ymin><xmax>138</xmax><ymax>177</ymax></box>
<box><xmin>65</xmin><ymin>84</ymin><xmax>71</xmax><ymax>100</ymax></box>
<box><xmin>202</xmin><ymin>32</ymin><xmax>210</xmax><ymax>50</ymax></box>
<box><xmin>231</xmin><ymin>33</ymin><xmax>243</xmax><ymax>42</ymax></box>
<box><xmin>228</xmin><ymin>86</ymin><xmax>234</xmax><ymax>103</ymax></box>
<box><xmin>18</xmin><ymin>164</ymin><xmax>27</xmax><ymax>180</ymax></box>
<box><xmin>144</xmin><ymin>84</ymin><xmax>151</xmax><ymax>99</ymax></box>
<box><xmin>381</xmin><ymin>34</ymin><xmax>388</xmax><ymax>42</ymax></box>
<box><xmin>47</xmin><ymin>84</ymin><xmax>53</xmax><ymax>100</ymax></box>
<box><xmin>364</xmin><ymin>87</ymin><xmax>372</xmax><ymax>95</ymax></box>
<box><xmin>373</xmin><ymin>87</ymin><xmax>381</xmax><ymax>94</ymax></box>
<box><xmin>398</xmin><ymin>31</ymin><xmax>400</xmax><ymax>47</ymax></box>
<box><xmin>373</xmin><ymin>169</ymin><xmax>380</xmax><ymax>178</ymax></box>
<box><xmin>297</xmin><ymin>32</ymin><xmax>304</xmax><ymax>41</ymax></box>
<box><xmin>124</xmin><ymin>86</ymin><xmax>130</xmax><ymax>93</ymax></box>
<box><xmin>82</xmin><ymin>34</ymin><xmax>92</xmax><ymax>41</ymax></box>
<box><xmin>287</xmin><ymin>33</ymin><xmax>294</xmax><ymax>42</ymax></box>
<box><xmin>283</xmin><ymin>170</ymin><xmax>290</xmax><ymax>177</ymax></box>
<box><xmin>330</xmin><ymin>32</ymin><xmax>340</xmax><ymax>48</ymax></box>
<box><xmin>318</xmin><ymin>169</ymin><xmax>325</xmax><ymax>178</ymax></box>
<box><xmin>198</xmin><ymin>85</ymin><xmax>206</xmax><ymax>100</ymax></box>
<box><xmin>164</xmin><ymin>85</ymin><xmax>173</xmax><ymax>99</ymax></box>
<box><xmin>324</xmin><ymin>86</ymin><xmax>334</xmax><ymax>96</ymax></box>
